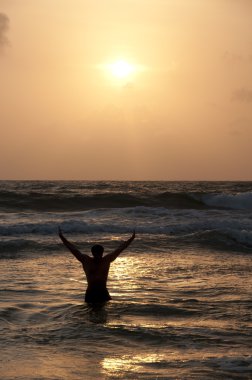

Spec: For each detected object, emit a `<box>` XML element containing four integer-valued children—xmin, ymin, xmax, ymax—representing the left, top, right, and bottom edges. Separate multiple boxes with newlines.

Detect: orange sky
<box><xmin>0</xmin><ymin>0</ymin><xmax>251</xmax><ymax>180</ymax></box>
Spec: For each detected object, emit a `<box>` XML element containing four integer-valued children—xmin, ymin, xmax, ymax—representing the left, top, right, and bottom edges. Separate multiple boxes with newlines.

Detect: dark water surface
<box><xmin>0</xmin><ymin>181</ymin><xmax>252</xmax><ymax>379</ymax></box>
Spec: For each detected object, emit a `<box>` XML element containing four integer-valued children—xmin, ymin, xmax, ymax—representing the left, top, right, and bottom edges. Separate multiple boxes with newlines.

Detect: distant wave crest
<box><xmin>199</xmin><ymin>192</ymin><xmax>252</xmax><ymax>210</ymax></box>
<box><xmin>1</xmin><ymin>189</ymin><xmax>252</xmax><ymax>211</ymax></box>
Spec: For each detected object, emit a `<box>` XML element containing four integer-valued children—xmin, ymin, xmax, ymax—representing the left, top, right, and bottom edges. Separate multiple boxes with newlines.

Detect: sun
<box><xmin>98</xmin><ymin>58</ymin><xmax>144</xmax><ymax>84</ymax></box>
<box><xmin>98</xmin><ymin>59</ymin><xmax>139</xmax><ymax>83</ymax></box>
<box><xmin>108</xmin><ymin>60</ymin><xmax>135</xmax><ymax>79</ymax></box>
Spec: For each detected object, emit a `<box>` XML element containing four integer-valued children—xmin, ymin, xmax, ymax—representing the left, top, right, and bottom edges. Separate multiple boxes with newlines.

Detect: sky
<box><xmin>0</xmin><ymin>0</ymin><xmax>252</xmax><ymax>180</ymax></box>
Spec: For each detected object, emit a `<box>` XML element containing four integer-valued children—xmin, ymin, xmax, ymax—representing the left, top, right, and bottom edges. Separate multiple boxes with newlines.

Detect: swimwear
<box><xmin>85</xmin><ymin>285</ymin><xmax>112</xmax><ymax>303</ymax></box>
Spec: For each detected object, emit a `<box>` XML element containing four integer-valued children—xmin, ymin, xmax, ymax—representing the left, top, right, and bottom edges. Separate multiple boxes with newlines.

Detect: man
<box><xmin>59</xmin><ymin>228</ymin><xmax>135</xmax><ymax>303</ymax></box>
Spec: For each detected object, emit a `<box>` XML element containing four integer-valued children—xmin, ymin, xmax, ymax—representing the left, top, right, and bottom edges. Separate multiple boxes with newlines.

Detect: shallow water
<box><xmin>1</xmin><ymin>249</ymin><xmax>252</xmax><ymax>380</ymax></box>
<box><xmin>0</xmin><ymin>181</ymin><xmax>252</xmax><ymax>379</ymax></box>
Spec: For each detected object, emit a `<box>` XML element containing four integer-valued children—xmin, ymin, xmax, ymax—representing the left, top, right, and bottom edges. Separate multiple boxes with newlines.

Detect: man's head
<box><xmin>91</xmin><ymin>244</ymin><xmax>104</xmax><ymax>259</ymax></box>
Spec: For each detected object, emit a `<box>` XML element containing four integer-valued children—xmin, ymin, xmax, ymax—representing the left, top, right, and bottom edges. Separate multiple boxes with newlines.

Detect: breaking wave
<box><xmin>1</xmin><ymin>189</ymin><xmax>252</xmax><ymax>212</ymax></box>
<box><xmin>0</xmin><ymin>213</ymin><xmax>251</xmax><ymax>253</ymax></box>
<box><xmin>197</xmin><ymin>191</ymin><xmax>252</xmax><ymax>210</ymax></box>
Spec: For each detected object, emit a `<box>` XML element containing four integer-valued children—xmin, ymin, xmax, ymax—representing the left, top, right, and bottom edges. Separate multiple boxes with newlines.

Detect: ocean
<box><xmin>0</xmin><ymin>181</ymin><xmax>251</xmax><ymax>379</ymax></box>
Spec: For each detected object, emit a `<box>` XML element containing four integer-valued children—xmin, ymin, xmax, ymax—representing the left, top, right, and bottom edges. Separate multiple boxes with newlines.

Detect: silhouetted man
<box><xmin>59</xmin><ymin>228</ymin><xmax>135</xmax><ymax>303</ymax></box>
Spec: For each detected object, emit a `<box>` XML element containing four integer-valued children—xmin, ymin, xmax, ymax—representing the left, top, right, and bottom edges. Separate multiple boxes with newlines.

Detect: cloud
<box><xmin>232</xmin><ymin>88</ymin><xmax>252</xmax><ymax>103</ymax></box>
<box><xmin>0</xmin><ymin>12</ymin><xmax>9</xmax><ymax>48</ymax></box>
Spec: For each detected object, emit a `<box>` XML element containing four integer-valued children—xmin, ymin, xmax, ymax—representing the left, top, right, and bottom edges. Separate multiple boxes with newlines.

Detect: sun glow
<box><xmin>99</xmin><ymin>59</ymin><xmax>139</xmax><ymax>81</ymax></box>
<box><xmin>108</xmin><ymin>60</ymin><xmax>135</xmax><ymax>78</ymax></box>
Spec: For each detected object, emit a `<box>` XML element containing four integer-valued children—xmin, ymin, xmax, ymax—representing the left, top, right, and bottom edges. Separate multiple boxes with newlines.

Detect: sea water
<box><xmin>0</xmin><ymin>181</ymin><xmax>251</xmax><ymax>379</ymax></box>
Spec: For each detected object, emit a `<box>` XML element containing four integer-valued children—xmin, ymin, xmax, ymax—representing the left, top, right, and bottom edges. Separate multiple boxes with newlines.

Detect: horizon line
<box><xmin>0</xmin><ymin>179</ymin><xmax>251</xmax><ymax>182</ymax></box>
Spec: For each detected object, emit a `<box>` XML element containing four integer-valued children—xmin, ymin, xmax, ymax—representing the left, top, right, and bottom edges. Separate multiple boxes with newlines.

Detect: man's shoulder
<box><xmin>102</xmin><ymin>254</ymin><xmax>113</xmax><ymax>264</ymax></box>
<box><xmin>81</xmin><ymin>254</ymin><xmax>93</xmax><ymax>263</ymax></box>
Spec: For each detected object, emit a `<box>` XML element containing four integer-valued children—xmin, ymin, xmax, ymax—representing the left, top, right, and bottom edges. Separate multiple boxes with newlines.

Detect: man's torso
<box><xmin>82</xmin><ymin>257</ymin><xmax>112</xmax><ymax>302</ymax></box>
<box><xmin>82</xmin><ymin>257</ymin><xmax>110</xmax><ymax>288</ymax></box>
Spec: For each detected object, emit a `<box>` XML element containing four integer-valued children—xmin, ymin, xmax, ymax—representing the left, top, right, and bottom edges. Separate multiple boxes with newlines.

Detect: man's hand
<box><xmin>130</xmin><ymin>230</ymin><xmax>136</xmax><ymax>241</ymax></box>
<box><xmin>104</xmin><ymin>229</ymin><xmax>136</xmax><ymax>263</ymax></box>
<box><xmin>58</xmin><ymin>227</ymin><xmax>87</xmax><ymax>263</ymax></box>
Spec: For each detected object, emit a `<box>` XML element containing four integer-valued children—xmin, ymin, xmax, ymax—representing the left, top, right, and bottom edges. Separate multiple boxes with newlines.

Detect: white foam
<box><xmin>224</xmin><ymin>229</ymin><xmax>252</xmax><ymax>246</ymax></box>
<box><xmin>202</xmin><ymin>192</ymin><xmax>252</xmax><ymax>210</ymax></box>
<box><xmin>0</xmin><ymin>206</ymin><xmax>251</xmax><ymax>246</ymax></box>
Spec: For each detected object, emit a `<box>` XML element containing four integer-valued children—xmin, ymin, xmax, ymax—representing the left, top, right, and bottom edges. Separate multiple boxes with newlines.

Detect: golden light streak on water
<box><xmin>101</xmin><ymin>353</ymin><xmax>167</xmax><ymax>377</ymax></box>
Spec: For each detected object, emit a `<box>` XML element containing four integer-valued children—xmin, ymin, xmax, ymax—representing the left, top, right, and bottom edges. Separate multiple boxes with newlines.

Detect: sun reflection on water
<box><xmin>102</xmin><ymin>353</ymin><xmax>167</xmax><ymax>377</ymax></box>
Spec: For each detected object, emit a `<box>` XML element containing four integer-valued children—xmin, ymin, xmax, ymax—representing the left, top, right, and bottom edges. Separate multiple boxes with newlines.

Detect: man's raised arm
<box><xmin>58</xmin><ymin>228</ymin><xmax>87</xmax><ymax>263</ymax></box>
<box><xmin>105</xmin><ymin>231</ymin><xmax>135</xmax><ymax>263</ymax></box>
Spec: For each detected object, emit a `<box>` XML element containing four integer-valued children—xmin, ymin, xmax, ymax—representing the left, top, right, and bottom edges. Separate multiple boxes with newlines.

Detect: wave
<box><xmin>1</xmin><ymin>188</ymin><xmax>252</xmax><ymax>211</ymax></box>
<box><xmin>0</xmin><ymin>238</ymin><xmax>58</xmax><ymax>253</ymax></box>
<box><xmin>1</xmin><ymin>219</ymin><xmax>251</xmax><ymax>254</ymax></box>
<box><xmin>0</xmin><ymin>190</ymin><xmax>148</xmax><ymax>211</ymax></box>
<box><xmin>197</xmin><ymin>192</ymin><xmax>252</xmax><ymax>210</ymax></box>
<box><xmin>171</xmin><ymin>229</ymin><xmax>252</xmax><ymax>249</ymax></box>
